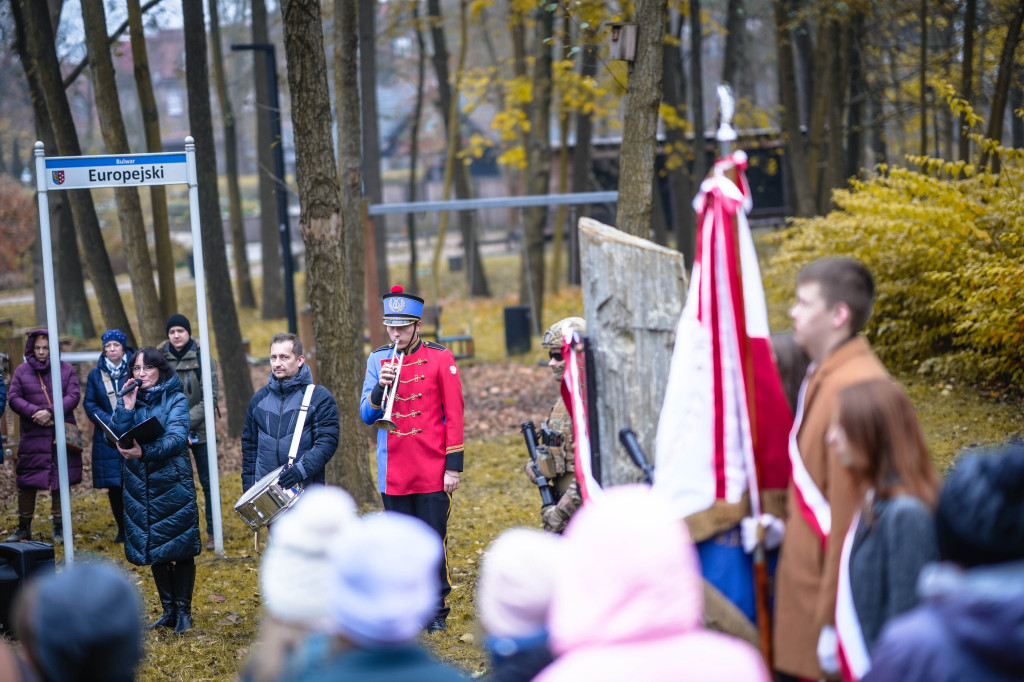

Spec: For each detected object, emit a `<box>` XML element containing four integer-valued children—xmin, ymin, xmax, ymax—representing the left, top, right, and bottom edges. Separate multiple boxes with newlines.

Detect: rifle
<box><xmin>521</xmin><ymin>421</ymin><xmax>558</xmax><ymax>506</ymax></box>
<box><xmin>618</xmin><ymin>427</ymin><xmax>655</xmax><ymax>484</ymax></box>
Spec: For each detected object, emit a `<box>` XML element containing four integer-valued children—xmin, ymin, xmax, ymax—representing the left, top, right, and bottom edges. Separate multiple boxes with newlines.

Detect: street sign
<box><xmin>44</xmin><ymin>152</ymin><xmax>188</xmax><ymax>190</ymax></box>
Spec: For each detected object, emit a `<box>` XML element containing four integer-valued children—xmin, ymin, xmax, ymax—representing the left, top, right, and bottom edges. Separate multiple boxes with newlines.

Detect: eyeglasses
<box><xmin>132</xmin><ymin>365</ymin><xmax>157</xmax><ymax>374</ymax></box>
<box><xmin>549</xmin><ymin>351</ymin><xmax>563</xmax><ymax>362</ymax></box>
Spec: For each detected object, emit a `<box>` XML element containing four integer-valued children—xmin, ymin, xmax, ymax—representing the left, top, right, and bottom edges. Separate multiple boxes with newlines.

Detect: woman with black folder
<box><xmin>113</xmin><ymin>346</ymin><xmax>201</xmax><ymax>634</ymax></box>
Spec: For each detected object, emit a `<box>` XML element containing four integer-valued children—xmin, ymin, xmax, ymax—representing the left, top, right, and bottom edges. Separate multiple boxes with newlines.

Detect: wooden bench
<box><xmin>420</xmin><ymin>305</ymin><xmax>475</xmax><ymax>360</ymax></box>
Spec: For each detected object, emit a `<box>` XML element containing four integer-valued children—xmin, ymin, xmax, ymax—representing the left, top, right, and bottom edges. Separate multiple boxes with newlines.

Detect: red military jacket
<box><xmin>360</xmin><ymin>339</ymin><xmax>465</xmax><ymax>495</ymax></box>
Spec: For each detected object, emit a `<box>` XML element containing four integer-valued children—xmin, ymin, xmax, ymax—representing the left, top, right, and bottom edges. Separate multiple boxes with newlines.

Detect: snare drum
<box><xmin>233</xmin><ymin>466</ymin><xmax>302</xmax><ymax>532</ymax></box>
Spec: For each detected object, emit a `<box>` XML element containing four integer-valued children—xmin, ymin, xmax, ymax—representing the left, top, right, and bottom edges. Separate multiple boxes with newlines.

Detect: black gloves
<box><xmin>277</xmin><ymin>464</ymin><xmax>303</xmax><ymax>488</ymax></box>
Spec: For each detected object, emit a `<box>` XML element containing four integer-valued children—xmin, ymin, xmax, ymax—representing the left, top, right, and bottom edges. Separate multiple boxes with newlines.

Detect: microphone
<box><xmin>117</xmin><ymin>380</ymin><xmax>138</xmax><ymax>397</ymax></box>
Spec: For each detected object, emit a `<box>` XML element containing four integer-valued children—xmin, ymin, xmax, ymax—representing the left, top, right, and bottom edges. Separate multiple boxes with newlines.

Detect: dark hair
<box><xmin>129</xmin><ymin>347</ymin><xmax>175</xmax><ymax>385</ymax></box>
<box><xmin>270</xmin><ymin>332</ymin><xmax>303</xmax><ymax>358</ymax></box>
<box><xmin>771</xmin><ymin>332</ymin><xmax>811</xmax><ymax>414</ymax></box>
<box><xmin>796</xmin><ymin>257</ymin><xmax>876</xmax><ymax>333</ymax></box>
<box><xmin>836</xmin><ymin>379</ymin><xmax>940</xmax><ymax>512</ymax></box>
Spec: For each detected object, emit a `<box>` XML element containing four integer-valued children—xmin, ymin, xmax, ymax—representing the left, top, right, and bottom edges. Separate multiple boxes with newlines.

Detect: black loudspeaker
<box><xmin>0</xmin><ymin>541</ymin><xmax>56</xmax><ymax>637</ymax></box>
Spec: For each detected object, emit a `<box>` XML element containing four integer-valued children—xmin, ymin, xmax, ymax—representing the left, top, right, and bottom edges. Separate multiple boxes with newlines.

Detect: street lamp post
<box><xmin>231</xmin><ymin>42</ymin><xmax>297</xmax><ymax>334</ymax></box>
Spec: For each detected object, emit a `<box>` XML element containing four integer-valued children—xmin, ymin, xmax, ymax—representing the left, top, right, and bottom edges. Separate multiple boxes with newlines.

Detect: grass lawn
<box><xmin>1</xmin><ymin>240</ymin><xmax>1021</xmax><ymax>680</ymax></box>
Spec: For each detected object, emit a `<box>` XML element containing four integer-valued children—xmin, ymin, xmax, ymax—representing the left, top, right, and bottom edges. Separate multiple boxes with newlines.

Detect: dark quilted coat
<box><xmin>241</xmin><ymin>364</ymin><xmax>339</xmax><ymax>492</ymax></box>
<box><xmin>112</xmin><ymin>373</ymin><xmax>200</xmax><ymax>566</ymax></box>
<box><xmin>7</xmin><ymin>330</ymin><xmax>81</xmax><ymax>490</ymax></box>
<box><xmin>83</xmin><ymin>352</ymin><xmax>131</xmax><ymax>489</ymax></box>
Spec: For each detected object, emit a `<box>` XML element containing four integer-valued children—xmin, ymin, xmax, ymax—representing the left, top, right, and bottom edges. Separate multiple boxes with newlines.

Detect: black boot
<box><xmin>51</xmin><ymin>516</ymin><xmax>63</xmax><ymax>545</ymax></box>
<box><xmin>147</xmin><ymin>563</ymin><xmax>176</xmax><ymax>630</ymax></box>
<box><xmin>172</xmin><ymin>562</ymin><xmax>196</xmax><ymax>634</ymax></box>
<box><xmin>6</xmin><ymin>516</ymin><xmax>32</xmax><ymax>542</ymax></box>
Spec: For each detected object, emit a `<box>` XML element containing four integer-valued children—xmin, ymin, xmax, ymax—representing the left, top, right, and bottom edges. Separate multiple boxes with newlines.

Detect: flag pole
<box><xmin>716</xmin><ymin>84</ymin><xmax>773</xmax><ymax>663</ymax></box>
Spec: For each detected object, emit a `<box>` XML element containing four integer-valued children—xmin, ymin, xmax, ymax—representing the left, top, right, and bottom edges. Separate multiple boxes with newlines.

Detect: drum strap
<box><xmin>287</xmin><ymin>384</ymin><xmax>317</xmax><ymax>466</ymax></box>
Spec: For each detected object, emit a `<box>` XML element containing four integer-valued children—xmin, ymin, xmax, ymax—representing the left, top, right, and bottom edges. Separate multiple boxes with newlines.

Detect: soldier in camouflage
<box><xmin>525</xmin><ymin>317</ymin><xmax>586</xmax><ymax>533</ymax></box>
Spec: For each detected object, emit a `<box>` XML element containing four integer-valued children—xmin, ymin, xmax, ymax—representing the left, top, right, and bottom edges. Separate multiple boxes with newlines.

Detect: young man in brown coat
<box><xmin>773</xmin><ymin>258</ymin><xmax>889</xmax><ymax>680</ymax></box>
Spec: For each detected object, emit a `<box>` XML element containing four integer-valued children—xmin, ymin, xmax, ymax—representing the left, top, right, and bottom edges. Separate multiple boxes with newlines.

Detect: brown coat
<box><xmin>772</xmin><ymin>336</ymin><xmax>888</xmax><ymax>679</ymax></box>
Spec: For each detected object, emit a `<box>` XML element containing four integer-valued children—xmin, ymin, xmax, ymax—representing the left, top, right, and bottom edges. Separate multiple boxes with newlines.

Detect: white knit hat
<box><xmin>329</xmin><ymin>512</ymin><xmax>441</xmax><ymax>646</ymax></box>
<box><xmin>260</xmin><ymin>485</ymin><xmax>358</xmax><ymax>625</ymax></box>
<box><xmin>478</xmin><ymin>528</ymin><xmax>563</xmax><ymax>638</ymax></box>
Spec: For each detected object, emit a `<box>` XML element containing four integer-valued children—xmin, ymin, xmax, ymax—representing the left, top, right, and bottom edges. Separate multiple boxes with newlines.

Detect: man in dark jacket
<box><xmin>241</xmin><ymin>333</ymin><xmax>339</xmax><ymax>494</ymax></box>
<box><xmin>162</xmin><ymin>313</ymin><xmax>219</xmax><ymax>550</ymax></box>
<box><xmin>864</xmin><ymin>442</ymin><xmax>1024</xmax><ymax>682</ymax></box>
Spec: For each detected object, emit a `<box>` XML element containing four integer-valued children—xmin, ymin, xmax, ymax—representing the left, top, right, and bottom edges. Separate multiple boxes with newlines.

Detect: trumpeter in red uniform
<box><xmin>360</xmin><ymin>285</ymin><xmax>465</xmax><ymax>633</ymax></box>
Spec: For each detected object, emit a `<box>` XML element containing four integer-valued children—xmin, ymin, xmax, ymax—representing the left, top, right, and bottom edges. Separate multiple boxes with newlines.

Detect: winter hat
<box><xmin>260</xmin><ymin>485</ymin><xmax>359</xmax><ymax>625</ymax></box>
<box><xmin>936</xmin><ymin>441</ymin><xmax>1024</xmax><ymax>567</ymax></box>
<box><xmin>478</xmin><ymin>528</ymin><xmax>562</xmax><ymax>638</ymax></box>
<box><xmin>165</xmin><ymin>313</ymin><xmax>192</xmax><ymax>336</ymax></box>
<box><xmin>101</xmin><ymin>329</ymin><xmax>128</xmax><ymax>349</ymax></box>
<box><xmin>329</xmin><ymin>512</ymin><xmax>441</xmax><ymax>646</ymax></box>
<box><xmin>31</xmin><ymin>561</ymin><xmax>142</xmax><ymax>682</ymax></box>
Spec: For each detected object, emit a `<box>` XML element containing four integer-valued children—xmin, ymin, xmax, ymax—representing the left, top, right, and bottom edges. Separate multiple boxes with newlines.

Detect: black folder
<box><xmin>94</xmin><ymin>415</ymin><xmax>165</xmax><ymax>449</ymax></box>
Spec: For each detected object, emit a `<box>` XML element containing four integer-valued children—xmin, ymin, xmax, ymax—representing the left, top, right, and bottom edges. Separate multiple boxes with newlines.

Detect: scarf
<box><xmin>103</xmin><ymin>356</ymin><xmax>129</xmax><ymax>380</ymax></box>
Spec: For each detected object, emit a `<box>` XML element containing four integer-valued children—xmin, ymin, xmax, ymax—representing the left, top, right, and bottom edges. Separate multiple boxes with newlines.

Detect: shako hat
<box><xmin>382</xmin><ymin>285</ymin><xmax>424</xmax><ymax>326</ymax></box>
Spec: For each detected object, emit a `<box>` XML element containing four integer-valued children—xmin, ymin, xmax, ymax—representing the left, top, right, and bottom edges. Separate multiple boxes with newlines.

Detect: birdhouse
<box><xmin>608</xmin><ymin>23</ymin><xmax>637</xmax><ymax>62</ymax></box>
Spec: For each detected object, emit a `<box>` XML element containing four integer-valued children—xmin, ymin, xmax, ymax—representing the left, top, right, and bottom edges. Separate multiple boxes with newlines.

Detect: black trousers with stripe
<box><xmin>381</xmin><ymin>490</ymin><xmax>453</xmax><ymax>621</ymax></box>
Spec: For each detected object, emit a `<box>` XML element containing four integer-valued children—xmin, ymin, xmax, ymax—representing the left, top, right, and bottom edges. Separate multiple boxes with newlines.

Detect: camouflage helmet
<box><xmin>542</xmin><ymin>317</ymin><xmax>586</xmax><ymax>349</ymax></box>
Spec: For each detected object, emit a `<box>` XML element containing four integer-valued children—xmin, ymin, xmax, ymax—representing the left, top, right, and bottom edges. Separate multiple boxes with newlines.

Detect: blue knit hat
<box><xmin>101</xmin><ymin>329</ymin><xmax>127</xmax><ymax>348</ymax></box>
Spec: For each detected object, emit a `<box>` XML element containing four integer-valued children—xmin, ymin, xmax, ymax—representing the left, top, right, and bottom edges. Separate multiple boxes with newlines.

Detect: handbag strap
<box><xmin>286</xmin><ymin>384</ymin><xmax>317</xmax><ymax>466</ymax></box>
<box><xmin>102</xmin><ymin>375</ymin><xmax>118</xmax><ymax>410</ymax></box>
<box><xmin>37</xmin><ymin>372</ymin><xmax>52</xmax><ymax>407</ymax></box>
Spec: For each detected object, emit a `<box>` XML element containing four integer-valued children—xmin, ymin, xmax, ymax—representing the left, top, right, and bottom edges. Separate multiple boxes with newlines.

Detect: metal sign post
<box><xmin>34</xmin><ymin>136</ymin><xmax>225</xmax><ymax>562</ymax></box>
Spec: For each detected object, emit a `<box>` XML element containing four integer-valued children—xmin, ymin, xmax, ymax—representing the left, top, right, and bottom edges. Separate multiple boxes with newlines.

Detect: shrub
<box><xmin>0</xmin><ymin>176</ymin><xmax>36</xmax><ymax>289</ymax></box>
<box><xmin>762</xmin><ymin>148</ymin><xmax>1024</xmax><ymax>387</ymax></box>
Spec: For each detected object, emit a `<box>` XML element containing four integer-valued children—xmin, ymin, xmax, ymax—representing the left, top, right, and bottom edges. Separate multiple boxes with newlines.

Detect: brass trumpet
<box><xmin>375</xmin><ymin>345</ymin><xmax>404</xmax><ymax>432</ymax></box>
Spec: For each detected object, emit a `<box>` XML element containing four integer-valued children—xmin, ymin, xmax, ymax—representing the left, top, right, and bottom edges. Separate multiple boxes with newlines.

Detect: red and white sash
<box><xmin>787</xmin><ymin>374</ymin><xmax>832</xmax><ymax>547</ymax></box>
<box><xmin>835</xmin><ymin>509</ymin><xmax>871</xmax><ymax>682</ymax></box>
<box><xmin>561</xmin><ymin>328</ymin><xmax>602</xmax><ymax>503</ymax></box>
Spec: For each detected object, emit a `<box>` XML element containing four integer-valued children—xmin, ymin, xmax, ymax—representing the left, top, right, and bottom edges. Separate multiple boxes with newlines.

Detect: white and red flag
<box><xmin>560</xmin><ymin>327</ymin><xmax>603</xmax><ymax>503</ymax></box>
<box><xmin>653</xmin><ymin>150</ymin><xmax>791</xmax><ymax>529</ymax></box>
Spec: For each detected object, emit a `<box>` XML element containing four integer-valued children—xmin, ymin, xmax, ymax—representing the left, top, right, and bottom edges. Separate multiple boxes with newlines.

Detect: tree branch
<box><xmin>63</xmin><ymin>0</ymin><xmax>162</xmax><ymax>89</ymax></box>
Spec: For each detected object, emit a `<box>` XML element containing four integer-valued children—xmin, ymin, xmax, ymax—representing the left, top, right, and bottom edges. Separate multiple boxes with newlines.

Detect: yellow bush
<box><xmin>762</xmin><ymin>157</ymin><xmax>1024</xmax><ymax>386</ymax></box>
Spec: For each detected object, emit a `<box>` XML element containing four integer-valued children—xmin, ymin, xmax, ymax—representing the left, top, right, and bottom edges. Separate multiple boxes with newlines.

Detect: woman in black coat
<box><xmin>113</xmin><ymin>347</ymin><xmax>201</xmax><ymax>634</ymax></box>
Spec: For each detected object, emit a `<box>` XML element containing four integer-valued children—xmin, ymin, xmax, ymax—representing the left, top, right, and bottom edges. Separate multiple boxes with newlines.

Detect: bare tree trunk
<box><xmin>209</xmin><ymin>0</ymin><xmax>256</xmax><ymax>309</ymax></box>
<box><xmin>722</xmin><ymin>0</ymin><xmax>746</xmax><ymax>96</ymax></box>
<box><xmin>426</xmin><ymin>0</ymin><xmax>489</xmax><ymax>297</ymax></box>
<box><xmin>81</xmin><ymin>0</ymin><xmax>164</xmax><ymax>345</ymax></box>
<box><xmin>406</xmin><ymin>0</ymin><xmax>426</xmax><ymax>295</ymax></box>
<box><xmin>282</xmin><ymin>0</ymin><xmax>376</xmax><ymax>505</ymax></box>
<box><xmin>128</xmin><ymin>0</ymin><xmax>177</xmax><ymax>320</ymax></box>
<box><xmin>335</xmin><ymin>0</ymin><xmax>366</xmax><ymax>297</ymax></box>
<box><xmin>618</xmin><ymin>0</ymin><xmax>668</xmax><ymax>238</ymax></box>
<box><xmin>919</xmin><ymin>0</ymin><xmax>928</xmax><ymax>157</ymax></box>
<box><xmin>183</xmin><ymin>0</ymin><xmax>254</xmax><ymax>437</ymax></box>
<box><xmin>568</xmin><ymin>35</ymin><xmax>598</xmax><ymax>285</ymax></box>
<box><xmin>520</xmin><ymin>3</ymin><xmax>554</xmax><ymax>327</ymax></box>
<box><xmin>252</xmin><ymin>0</ymin><xmax>286</xmax><ymax>320</ymax></box>
<box><xmin>773</xmin><ymin>0</ymin><xmax>815</xmax><ymax>216</ymax></box>
<box><xmin>868</xmin><ymin>82</ymin><xmax>888</xmax><ymax>166</ymax></box>
<box><xmin>805</xmin><ymin>21</ymin><xmax>831</xmax><ymax>212</ymax></box>
<box><xmin>979</xmin><ymin>0</ymin><xmax>1024</xmax><ymax>171</ymax></box>
<box><xmin>1012</xmin><ymin>78</ymin><xmax>1024</xmax><ymax>149</ymax></box>
<box><xmin>689</xmin><ymin>0</ymin><xmax>707</xmax><ymax>183</ymax></box>
<box><xmin>825</xmin><ymin>20</ymin><xmax>848</xmax><ymax>206</ymax></box>
<box><xmin>359</xmin><ymin>0</ymin><xmax>389</xmax><ymax>299</ymax></box>
<box><xmin>14</xmin><ymin>0</ymin><xmax>135</xmax><ymax>346</ymax></box>
<box><xmin>663</xmin><ymin>12</ymin><xmax>694</xmax><ymax>267</ymax></box>
<box><xmin>20</xmin><ymin>30</ymin><xmax>94</xmax><ymax>338</ymax></box>
<box><xmin>845</xmin><ymin>12</ymin><xmax>865</xmax><ymax>180</ymax></box>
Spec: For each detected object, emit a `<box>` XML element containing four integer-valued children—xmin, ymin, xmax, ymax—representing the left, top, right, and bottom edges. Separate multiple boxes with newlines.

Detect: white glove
<box><xmin>739</xmin><ymin>513</ymin><xmax>785</xmax><ymax>553</ymax></box>
<box><xmin>817</xmin><ymin>625</ymin><xmax>839</xmax><ymax>675</ymax></box>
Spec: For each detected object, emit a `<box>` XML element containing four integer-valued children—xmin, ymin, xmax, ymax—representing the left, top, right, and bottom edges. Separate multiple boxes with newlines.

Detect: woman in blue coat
<box><xmin>113</xmin><ymin>346</ymin><xmax>201</xmax><ymax>634</ymax></box>
<box><xmin>83</xmin><ymin>329</ymin><xmax>133</xmax><ymax>543</ymax></box>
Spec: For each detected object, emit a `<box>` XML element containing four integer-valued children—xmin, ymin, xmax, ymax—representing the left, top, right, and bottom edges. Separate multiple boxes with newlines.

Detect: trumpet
<box><xmin>375</xmin><ymin>345</ymin><xmax>404</xmax><ymax>432</ymax></box>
